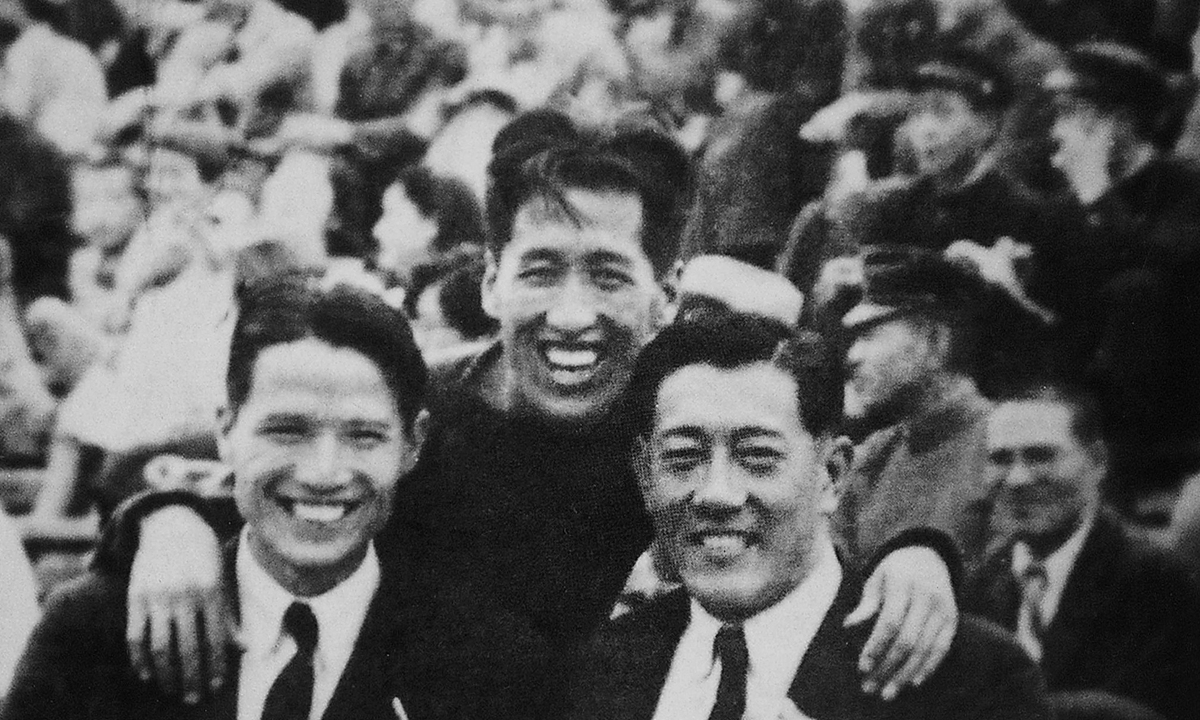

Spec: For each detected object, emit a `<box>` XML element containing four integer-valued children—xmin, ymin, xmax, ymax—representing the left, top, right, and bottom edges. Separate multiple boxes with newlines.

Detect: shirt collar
<box><xmin>1011</xmin><ymin>507</ymin><xmax>1096</xmax><ymax>614</ymax></box>
<box><xmin>236</xmin><ymin>530</ymin><xmax>381</xmax><ymax>661</ymax></box>
<box><xmin>689</xmin><ymin>538</ymin><xmax>843</xmax><ymax>677</ymax></box>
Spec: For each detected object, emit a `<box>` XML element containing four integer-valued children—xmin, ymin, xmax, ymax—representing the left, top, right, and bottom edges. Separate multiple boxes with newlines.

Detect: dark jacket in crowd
<box><xmin>3</xmin><ymin>536</ymin><xmax>553</xmax><ymax>720</ymax></box>
<box><xmin>963</xmin><ymin>507</ymin><xmax>1200</xmax><ymax>720</ymax></box>
<box><xmin>568</xmin><ymin>570</ymin><xmax>1052</xmax><ymax>720</ymax></box>
<box><xmin>1033</xmin><ymin>156</ymin><xmax>1200</xmax><ymax>485</ymax></box>
<box><xmin>779</xmin><ymin>164</ymin><xmax>1052</xmax><ymax>293</ymax></box>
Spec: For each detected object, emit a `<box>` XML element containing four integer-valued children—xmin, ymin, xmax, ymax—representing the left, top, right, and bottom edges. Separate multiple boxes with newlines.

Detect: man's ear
<box><xmin>216</xmin><ymin>406</ymin><xmax>235</xmax><ymax>462</ymax></box>
<box><xmin>400</xmin><ymin>408</ymin><xmax>430</xmax><ymax>475</ymax></box>
<box><xmin>655</xmin><ymin>260</ymin><xmax>683</xmax><ymax>328</ymax></box>
<box><xmin>818</xmin><ymin>435</ymin><xmax>853</xmax><ymax>514</ymax></box>
<box><xmin>480</xmin><ymin>249</ymin><xmax>501</xmax><ymax>320</ymax></box>
<box><xmin>631</xmin><ymin>435</ymin><xmax>653</xmax><ymax>490</ymax></box>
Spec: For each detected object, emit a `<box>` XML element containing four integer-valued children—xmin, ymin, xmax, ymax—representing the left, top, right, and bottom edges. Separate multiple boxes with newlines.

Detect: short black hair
<box><xmin>228</xmin><ymin>271</ymin><xmax>427</xmax><ymax>431</ymax></box>
<box><xmin>625</xmin><ymin>314</ymin><xmax>841</xmax><ymax>440</ymax></box>
<box><xmin>991</xmin><ymin>377</ymin><xmax>1104</xmax><ymax>445</ymax></box>
<box><xmin>403</xmin><ymin>245</ymin><xmax>496</xmax><ymax>341</ymax></box>
<box><xmin>485</xmin><ymin>109</ymin><xmax>691</xmax><ymax>277</ymax></box>
<box><xmin>389</xmin><ymin>166</ymin><xmax>487</xmax><ymax>255</ymax></box>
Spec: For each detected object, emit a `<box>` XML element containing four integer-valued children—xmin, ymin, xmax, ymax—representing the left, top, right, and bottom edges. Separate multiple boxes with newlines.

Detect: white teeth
<box><xmin>701</xmin><ymin>534</ymin><xmax>748</xmax><ymax>554</ymax></box>
<box><xmin>545</xmin><ymin>347</ymin><xmax>599</xmax><ymax>369</ymax></box>
<box><xmin>291</xmin><ymin>502</ymin><xmax>348</xmax><ymax>523</ymax></box>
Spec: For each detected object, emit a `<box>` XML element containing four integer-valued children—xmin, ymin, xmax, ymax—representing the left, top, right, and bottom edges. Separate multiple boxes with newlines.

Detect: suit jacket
<box><xmin>964</xmin><ymin>508</ymin><xmax>1200</xmax><ymax>720</ymax></box>
<box><xmin>2</xmin><ymin>540</ymin><xmax>554</xmax><ymax>720</ymax></box>
<box><xmin>568</xmin><ymin>573</ymin><xmax>1052</xmax><ymax>720</ymax></box>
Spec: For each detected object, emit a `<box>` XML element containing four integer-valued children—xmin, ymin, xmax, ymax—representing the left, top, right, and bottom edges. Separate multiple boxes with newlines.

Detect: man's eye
<box><xmin>517</xmin><ymin>264</ymin><xmax>559</xmax><ymax>284</ymax></box>
<box><xmin>593</xmin><ymin>267</ymin><xmax>633</xmax><ymax>291</ymax></box>
<box><xmin>346</xmin><ymin>429</ymin><xmax>389</xmax><ymax>447</ymax></box>
<box><xmin>738</xmin><ymin>447</ymin><xmax>783</xmax><ymax>473</ymax></box>
<box><xmin>658</xmin><ymin>447</ymin><xmax>704</xmax><ymax>471</ymax></box>
<box><xmin>1026</xmin><ymin>447</ymin><xmax>1056</xmax><ymax>464</ymax></box>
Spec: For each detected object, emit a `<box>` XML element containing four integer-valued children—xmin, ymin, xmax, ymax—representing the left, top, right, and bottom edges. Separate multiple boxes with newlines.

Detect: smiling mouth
<box><xmin>540</xmin><ymin>341</ymin><xmax>604</xmax><ymax>387</ymax></box>
<box><xmin>690</xmin><ymin>530</ymin><xmax>758</xmax><ymax>559</ymax></box>
<box><xmin>276</xmin><ymin>498</ymin><xmax>364</xmax><ymax>524</ymax></box>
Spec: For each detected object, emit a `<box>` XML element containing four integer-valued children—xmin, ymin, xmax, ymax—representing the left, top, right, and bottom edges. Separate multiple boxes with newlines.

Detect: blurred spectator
<box><xmin>965</xmin><ymin>379</ymin><xmax>1200</xmax><ymax>720</ymax></box>
<box><xmin>0</xmin><ymin>505</ymin><xmax>38</xmax><ymax>696</ymax></box>
<box><xmin>679</xmin><ymin>0</ymin><xmax>844</xmax><ymax>268</ymax></box>
<box><xmin>833</xmin><ymin>249</ymin><xmax>997</xmax><ymax>569</ymax></box>
<box><xmin>149</xmin><ymin>0</ymin><xmax>315</xmax><ymax>154</ymax></box>
<box><xmin>372</xmin><ymin>166</ymin><xmax>485</xmax><ymax>285</ymax></box>
<box><xmin>780</xmin><ymin>51</ymin><xmax>1052</xmax><ymax>297</ymax></box>
<box><xmin>1035</xmin><ymin>42</ymin><xmax>1200</xmax><ymax>494</ymax></box>
<box><xmin>423</xmin><ymin>89</ymin><xmax>518</xmax><ymax>201</ymax></box>
<box><xmin>403</xmin><ymin>245</ymin><xmax>496</xmax><ymax>354</ymax></box>
<box><xmin>0</xmin><ymin>234</ymin><xmax>54</xmax><ymax>461</ymax></box>
<box><xmin>264</xmin><ymin>0</ymin><xmax>465</xmax><ymax>170</ymax></box>
<box><xmin>0</xmin><ymin>115</ymin><xmax>75</xmax><ymax>306</ymax></box>
<box><xmin>1002</xmin><ymin>0</ymin><xmax>1197</xmax><ymax>72</ymax></box>
<box><xmin>0</xmin><ymin>0</ymin><xmax>106</xmax><ymax>156</ymax></box>
<box><xmin>1165</xmin><ymin>469</ymin><xmax>1200</xmax><ymax>578</ymax></box>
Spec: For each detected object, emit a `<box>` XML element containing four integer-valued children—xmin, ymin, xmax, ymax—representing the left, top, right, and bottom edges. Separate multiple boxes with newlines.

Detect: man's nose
<box><xmin>1004</xmin><ymin>457</ymin><xmax>1036</xmax><ymax>488</ymax></box>
<box><xmin>294</xmin><ymin>434</ymin><xmax>346</xmax><ymax>489</ymax></box>
<box><xmin>545</xmin><ymin>274</ymin><xmax>600</xmax><ymax>331</ymax></box>
<box><xmin>693</xmin><ymin>450</ymin><xmax>748</xmax><ymax>510</ymax></box>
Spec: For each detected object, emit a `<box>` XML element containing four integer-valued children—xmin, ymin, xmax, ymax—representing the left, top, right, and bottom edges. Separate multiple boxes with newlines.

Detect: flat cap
<box><xmin>842</xmin><ymin>246</ymin><xmax>982</xmax><ymax>330</ymax></box>
<box><xmin>1045</xmin><ymin>41</ymin><xmax>1170</xmax><ymax>119</ymax></box>
<box><xmin>909</xmin><ymin>51</ymin><xmax>1010</xmax><ymax>107</ymax></box>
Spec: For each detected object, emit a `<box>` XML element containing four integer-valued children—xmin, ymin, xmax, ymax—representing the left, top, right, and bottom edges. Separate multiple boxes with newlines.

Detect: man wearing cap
<box><xmin>778</xmin><ymin>50</ymin><xmax>1053</xmax><ymax>299</ymax></box>
<box><xmin>835</xmin><ymin>249</ymin><xmax>999</xmax><ymax>572</ymax></box>
<box><xmin>1033</xmin><ymin>41</ymin><xmax>1200</xmax><ymax>494</ymax></box>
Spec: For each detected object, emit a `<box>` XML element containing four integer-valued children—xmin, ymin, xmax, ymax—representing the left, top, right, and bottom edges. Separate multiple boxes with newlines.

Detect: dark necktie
<box><xmin>1018</xmin><ymin>559</ymin><xmax>1049</xmax><ymax>657</ymax></box>
<box><xmin>261</xmin><ymin>602</ymin><xmax>319</xmax><ymax>720</ymax></box>
<box><xmin>708</xmin><ymin>624</ymin><xmax>748</xmax><ymax>720</ymax></box>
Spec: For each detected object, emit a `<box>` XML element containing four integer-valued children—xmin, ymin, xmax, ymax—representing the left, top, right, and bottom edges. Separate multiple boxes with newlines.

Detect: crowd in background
<box><xmin>1</xmin><ymin>0</ymin><xmax>1200</xmax><ymax>716</ymax></box>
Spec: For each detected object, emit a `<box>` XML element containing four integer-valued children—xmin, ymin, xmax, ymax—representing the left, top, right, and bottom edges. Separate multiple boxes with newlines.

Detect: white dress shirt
<box><xmin>652</xmin><ymin>540</ymin><xmax>843</xmax><ymax>720</ymax></box>
<box><xmin>1010</xmin><ymin>510</ymin><xmax>1096</xmax><ymax>660</ymax></box>
<box><xmin>236</xmin><ymin>532</ymin><xmax>380</xmax><ymax>720</ymax></box>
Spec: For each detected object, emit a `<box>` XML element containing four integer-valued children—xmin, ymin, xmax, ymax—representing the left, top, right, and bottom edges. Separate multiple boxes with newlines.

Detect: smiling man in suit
<box><xmin>568</xmin><ymin>314</ymin><xmax>1051</xmax><ymax>720</ymax></box>
<box><xmin>2</xmin><ymin>273</ymin><xmax>549</xmax><ymax>720</ymax></box>
<box><xmin>964</xmin><ymin>379</ymin><xmax>1200</xmax><ymax>720</ymax></box>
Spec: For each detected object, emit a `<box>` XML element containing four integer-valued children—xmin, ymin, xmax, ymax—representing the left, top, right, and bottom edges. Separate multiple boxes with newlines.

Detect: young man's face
<box><xmin>483</xmin><ymin>187</ymin><xmax>671</xmax><ymax>427</ymax></box>
<box><xmin>844</xmin><ymin>315</ymin><xmax>943</xmax><ymax>423</ymax></box>
<box><xmin>987</xmin><ymin>399</ymin><xmax>1105</xmax><ymax>552</ymax></box>
<box><xmin>904</xmin><ymin>89</ymin><xmax>995</xmax><ymax>180</ymax></box>
<box><xmin>639</xmin><ymin>362</ymin><xmax>836</xmax><ymax>621</ymax></box>
<box><xmin>1051</xmin><ymin>102</ymin><xmax>1115</xmax><ymax>205</ymax></box>
<box><xmin>221</xmin><ymin>338</ymin><xmax>422</xmax><ymax>595</ymax></box>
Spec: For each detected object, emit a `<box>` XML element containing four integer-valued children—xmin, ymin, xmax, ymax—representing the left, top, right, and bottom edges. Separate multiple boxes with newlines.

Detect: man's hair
<box><xmin>484</xmin><ymin>109</ymin><xmax>691</xmax><ymax>277</ymax></box>
<box><xmin>625</xmin><ymin>314</ymin><xmax>842</xmax><ymax>439</ymax></box>
<box><xmin>403</xmin><ymin>245</ymin><xmax>497</xmax><ymax>341</ymax></box>
<box><xmin>228</xmin><ymin>271</ymin><xmax>428</xmax><ymax>430</ymax></box>
<box><xmin>389</xmin><ymin>166</ymin><xmax>487</xmax><ymax>255</ymax></box>
<box><xmin>992</xmin><ymin>377</ymin><xmax>1104</xmax><ymax>445</ymax></box>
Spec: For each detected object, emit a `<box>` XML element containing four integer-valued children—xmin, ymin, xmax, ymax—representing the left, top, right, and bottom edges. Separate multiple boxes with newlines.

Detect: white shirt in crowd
<box><xmin>236</xmin><ymin>531</ymin><xmax>380</xmax><ymax>720</ymax></box>
<box><xmin>1010</xmin><ymin>509</ymin><xmax>1096</xmax><ymax>660</ymax></box>
<box><xmin>652</xmin><ymin>539</ymin><xmax>843</xmax><ymax>720</ymax></box>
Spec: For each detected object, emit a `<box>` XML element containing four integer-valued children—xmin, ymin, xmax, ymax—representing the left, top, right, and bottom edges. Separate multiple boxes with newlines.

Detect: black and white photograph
<box><xmin>1</xmin><ymin>1</ymin><xmax>1198</xmax><ymax>719</ymax></box>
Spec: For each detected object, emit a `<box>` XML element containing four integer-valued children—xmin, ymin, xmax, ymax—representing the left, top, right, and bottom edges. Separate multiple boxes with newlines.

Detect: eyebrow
<box><xmin>516</xmin><ymin>248</ymin><xmax>564</xmax><ymax>265</ymax></box>
<box><xmin>585</xmin><ymin>251</ymin><xmax>636</xmax><ymax>268</ymax></box>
